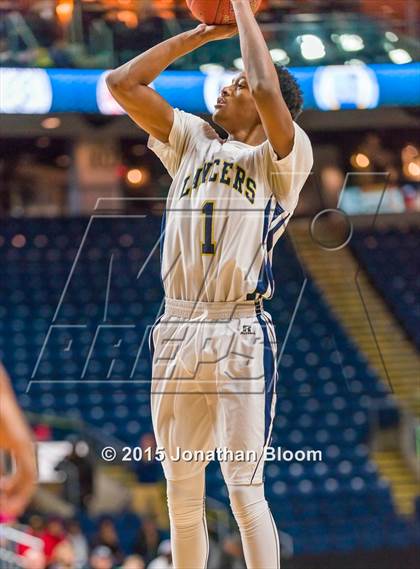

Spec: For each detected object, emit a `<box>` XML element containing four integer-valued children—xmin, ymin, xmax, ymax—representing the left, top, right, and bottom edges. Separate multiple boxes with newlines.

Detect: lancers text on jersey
<box><xmin>179</xmin><ymin>159</ymin><xmax>257</xmax><ymax>205</ymax></box>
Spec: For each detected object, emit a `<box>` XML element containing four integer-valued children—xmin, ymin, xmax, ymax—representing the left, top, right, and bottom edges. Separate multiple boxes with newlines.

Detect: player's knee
<box><xmin>167</xmin><ymin>496</ymin><xmax>204</xmax><ymax>529</ymax></box>
<box><xmin>227</xmin><ymin>484</ymin><xmax>269</xmax><ymax>529</ymax></box>
<box><xmin>167</xmin><ymin>478</ymin><xmax>205</xmax><ymax>529</ymax></box>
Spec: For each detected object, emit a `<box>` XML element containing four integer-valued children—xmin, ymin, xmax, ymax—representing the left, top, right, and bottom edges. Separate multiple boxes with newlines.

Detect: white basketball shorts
<box><xmin>149</xmin><ymin>298</ymin><xmax>278</xmax><ymax>485</ymax></box>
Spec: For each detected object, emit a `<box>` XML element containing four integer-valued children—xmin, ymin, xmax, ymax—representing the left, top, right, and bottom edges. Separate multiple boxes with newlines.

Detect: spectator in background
<box><xmin>132</xmin><ymin>433</ymin><xmax>166</xmax><ymax>527</ymax></box>
<box><xmin>358</xmin><ymin>133</ymin><xmax>395</xmax><ymax>173</ymax></box>
<box><xmin>41</xmin><ymin>517</ymin><xmax>66</xmax><ymax>562</ymax></box>
<box><xmin>218</xmin><ymin>533</ymin><xmax>246</xmax><ymax>569</ymax></box>
<box><xmin>120</xmin><ymin>554</ymin><xmax>145</xmax><ymax>569</ymax></box>
<box><xmin>206</xmin><ymin>523</ymin><xmax>223</xmax><ymax>569</ymax></box>
<box><xmin>24</xmin><ymin>9</ymin><xmax>59</xmax><ymax>49</ymax></box>
<box><xmin>49</xmin><ymin>539</ymin><xmax>76</xmax><ymax>569</ymax></box>
<box><xmin>33</xmin><ymin>423</ymin><xmax>52</xmax><ymax>442</ymax></box>
<box><xmin>135</xmin><ymin>433</ymin><xmax>162</xmax><ymax>484</ymax></box>
<box><xmin>56</xmin><ymin>441</ymin><xmax>94</xmax><ymax>511</ymax></box>
<box><xmin>91</xmin><ymin>518</ymin><xmax>124</xmax><ymax>566</ymax></box>
<box><xmin>132</xmin><ymin>516</ymin><xmax>161</xmax><ymax>564</ymax></box>
<box><xmin>67</xmin><ymin>519</ymin><xmax>89</xmax><ymax>569</ymax></box>
<box><xmin>111</xmin><ymin>1</ymin><xmax>164</xmax><ymax>66</ymax></box>
<box><xmin>88</xmin><ymin>545</ymin><xmax>114</xmax><ymax>569</ymax></box>
<box><xmin>48</xmin><ymin>37</ymin><xmax>75</xmax><ymax>67</ymax></box>
<box><xmin>147</xmin><ymin>539</ymin><xmax>173</xmax><ymax>569</ymax></box>
<box><xmin>17</xmin><ymin>514</ymin><xmax>44</xmax><ymax>558</ymax></box>
<box><xmin>0</xmin><ymin>37</ymin><xmax>17</xmax><ymax>65</ymax></box>
<box><xmin>27</xmin><ymin>513</ymin><xmax>45</xmax><ymax>536</ymax></box>
<box><xmin>401</xmin><ymin>182</ymin><xmax>419</xmax><ymax>211</ymax></box>
<box><xmin>320</xmin><ymin>165</ymin><xmax>345</xmax><ymax>208</ymax></box>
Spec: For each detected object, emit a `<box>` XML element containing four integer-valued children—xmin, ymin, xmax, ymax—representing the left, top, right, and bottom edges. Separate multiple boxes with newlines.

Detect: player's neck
<box><xmin>227</xmin><ymin>123</ymin><xmax>266</xmax><ymax>147</ymax></box>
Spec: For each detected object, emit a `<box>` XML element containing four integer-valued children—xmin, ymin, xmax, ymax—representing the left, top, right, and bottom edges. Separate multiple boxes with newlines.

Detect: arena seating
<box><xmin>1</xmin><ymin>216</ymin><xmax>419</xmax><ymax>555</ymax></box>
<box><xmin>1</xmin><ymin>8</ymin><xmax>417</xmax><ymax>70</ymax></box>
<box><xmin>78</xmin><ymin>510</ymin><xmax>164</xmax><ymax>557</ymax></box>
<box><xmin>351</xmin><ymin>226</ymin><xmax>420</xmax><ymax>350</ymax></box>
<box><xmin>172</xmin><ymin>13</ymin><xmax>418</xmax><ymax>70</ymax></box>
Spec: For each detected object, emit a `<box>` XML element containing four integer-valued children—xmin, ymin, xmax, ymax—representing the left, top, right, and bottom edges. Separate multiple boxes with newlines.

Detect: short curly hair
<box><xmin>275</xmin><ymin>66</ymin><xmax>304</xmax><ymax>120</ymax></box>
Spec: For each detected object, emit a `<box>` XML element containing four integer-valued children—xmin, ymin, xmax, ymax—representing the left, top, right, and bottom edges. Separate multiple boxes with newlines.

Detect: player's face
<box><xmin>212</xmin><ymin>73</ymin><xmax>260</xmax><ymax>133</ymax></box>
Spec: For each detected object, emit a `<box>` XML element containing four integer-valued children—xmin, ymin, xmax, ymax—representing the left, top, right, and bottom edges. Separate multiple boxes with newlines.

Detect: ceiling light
<box><xmin>299</xmin><ymin>35</ymin><xmax>326</xmax><ymax>61</ymax></box>
<box><xmin>126</xmin><ymin>168</ymin><xmax>150</xmax><ymax>187</ymax></box>
<box><xmin>385</xmin><ymin>31</ymin><xmax>399</xmax><ymax>42</ymax></box>
<box><xmin>127</xmin><ymin>168</ymin><xmax>143</xmax><ymax>185</ymax></box>
<box><xmin>233</xmin><ymin>58</ymin><xmax>245</xmax><ymax>70</ymax></box>
<box><xmin>389</xmin><ymin>49</ymin><xmax>412</xmax><ymax>64</ymax></box>
<box><xmin>339</xmin><ymin>34</ymin><xmax>364</xmax><ymax>52</ymax></box>
<box><xmin>407</xmin><ymin>161</ymin><xmax>420</xmax><ymax>178</ymax></box>
<box><xmin>270</xmin><ymin>48</ymin><xmax>290</xmax><ymax>65</ymax></box>
<box><xmin>351</xmin><ymin>153</ymin><xmax>370</xmax><ymax>169</ymax></box>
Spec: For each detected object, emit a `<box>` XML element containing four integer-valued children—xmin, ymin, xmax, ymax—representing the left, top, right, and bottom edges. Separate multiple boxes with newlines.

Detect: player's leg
<box><xmin>166</xmin><ymin>470</ymin><xmax>209</xmax><ymax>569</ymax></box>
<box><xmin>217</xmin><ymin>309</ymin><xmax>280</xmax><ymax>567</ymax></box>
<box><xmin>150</xmin><ymin>314</ymin><xmax>215</xmax><ymax>568</ymax></box>
<box><xmin>227</xmin><ymin>482</ymin><xmax>280</xmax><ymax>569</ymax></box>
<box><xmin>157</xmin><ymin>399</ymin><xmax>213</xmax><ymax>569</ymax></box>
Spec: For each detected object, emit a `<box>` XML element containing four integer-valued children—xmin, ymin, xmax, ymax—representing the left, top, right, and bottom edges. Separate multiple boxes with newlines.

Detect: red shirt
<box><xmin>41</xmin><ymin>531</ymin><xmax>65</xmax><ymax>559</ymax></box>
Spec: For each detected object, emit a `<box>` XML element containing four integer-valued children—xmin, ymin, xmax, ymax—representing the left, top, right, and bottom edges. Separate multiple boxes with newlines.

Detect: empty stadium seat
<box><xmin>0</xmin><ymin>216</ymin><xmax>417</xmax><ymax>554</ymax></box>
<box><xmin>351</xmin><ymin>227</ymin><xmax>420</xmax><ymax>349</ymax></box>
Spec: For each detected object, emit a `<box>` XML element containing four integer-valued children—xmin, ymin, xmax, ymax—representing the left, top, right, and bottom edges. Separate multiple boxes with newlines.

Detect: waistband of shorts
<box><xmin>164</xmin><ymin>298</ymin><xmax>263</xmax><ymax>319</ymax></box>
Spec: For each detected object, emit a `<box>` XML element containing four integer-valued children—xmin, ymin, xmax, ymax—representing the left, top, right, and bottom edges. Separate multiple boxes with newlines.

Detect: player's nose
<box><xmin>221</xmin><ymin>85</ymin><xmax>232</xmax><ymax>97</ymax></box>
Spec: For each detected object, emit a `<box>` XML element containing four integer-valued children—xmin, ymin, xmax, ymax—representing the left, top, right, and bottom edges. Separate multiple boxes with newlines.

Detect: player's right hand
<box><xmin>195</xmin><ymin>23</ymin><xmax>238</xmax><ymax>42</ymax></box>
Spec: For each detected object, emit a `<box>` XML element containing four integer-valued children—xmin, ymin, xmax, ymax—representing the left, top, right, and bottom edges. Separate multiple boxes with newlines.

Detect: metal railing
<box><xmin>0</xmin><ymin>524</ymin><xmax>43</xmax><ymax>569</ymax></box>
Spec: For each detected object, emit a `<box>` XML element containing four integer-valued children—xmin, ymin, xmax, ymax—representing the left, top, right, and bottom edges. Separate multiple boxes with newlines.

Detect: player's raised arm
<box><xmin>231</xmin><ymin>0</ymin><xmax>295</xmax><ymax>158</ymax></box>
<box><xmin>106</xmin><ymin>24</ymin><xmax>237</xmax><ymax>143</ymax></box>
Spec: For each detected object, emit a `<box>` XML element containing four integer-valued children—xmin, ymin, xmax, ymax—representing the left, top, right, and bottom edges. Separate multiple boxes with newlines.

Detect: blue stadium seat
<box><xmin>0</xmin><ymin>217</ymin><xmax>417</xmax><ymax>555</ymax></box>
<box><xmin>351</xmin><ymin>227</ymin><xmax>420</xmax><ymax>349</ymax></box>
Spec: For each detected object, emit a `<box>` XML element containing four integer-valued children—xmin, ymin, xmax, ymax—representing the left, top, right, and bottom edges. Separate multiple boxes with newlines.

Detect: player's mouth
<box><xmin>215</xmin><ymin>97</ymin><xmax>227</xmax><ymax>108</ymax></box>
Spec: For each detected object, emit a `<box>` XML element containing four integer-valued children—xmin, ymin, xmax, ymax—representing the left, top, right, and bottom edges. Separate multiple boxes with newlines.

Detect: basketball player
<box><xmin>0</xmin><ymin>363</ymin><xmax>37</xmax><ymax>517</ymax></box>
<box><xmin>107</xmin><ymin>1</ymin><xmax>313</xmax><ymax>567</ymax></box>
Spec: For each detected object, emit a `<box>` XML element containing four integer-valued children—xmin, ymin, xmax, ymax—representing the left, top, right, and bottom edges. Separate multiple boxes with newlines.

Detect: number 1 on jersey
<box><xmin>201</xmin><ymin>201</ymin><xmax>216</xmax><ymax>255</ymax></box>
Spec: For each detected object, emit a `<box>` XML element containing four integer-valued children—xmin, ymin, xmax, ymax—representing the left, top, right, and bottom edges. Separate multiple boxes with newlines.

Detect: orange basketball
<box><xmin>186</xmin><ymin>0</ymin><xmax>262</xmax><ymax>25</ymax></box>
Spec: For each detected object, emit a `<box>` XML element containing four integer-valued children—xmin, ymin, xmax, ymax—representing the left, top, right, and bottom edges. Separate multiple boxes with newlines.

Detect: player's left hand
<box><xmin>195</xmin><ymin>23</ymin><xmax>238</xmax><ymax>42</ymax></box>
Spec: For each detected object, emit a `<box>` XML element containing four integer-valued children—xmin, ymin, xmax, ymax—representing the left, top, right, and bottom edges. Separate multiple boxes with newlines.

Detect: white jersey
<box><xmin>148</xmin><ymin>109</ymin><xmax>313</xmax><ymax>302</ymax></box>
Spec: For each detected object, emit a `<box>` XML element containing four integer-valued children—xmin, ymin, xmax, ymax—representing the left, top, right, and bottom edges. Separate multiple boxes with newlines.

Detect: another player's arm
<box><xmin>231</xmin><ymin>0</ymin><xmax>295</xmax><ymax>158</ymax></box>
<box><xmin>0</xmin><ymin>364</ymin><xmax>37</xmax><ymax>516</ymax></box>
<box><xmin>106</xmin><ymin>25</ymin><xmax>237</xmax><ymax>143</ymax></box>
